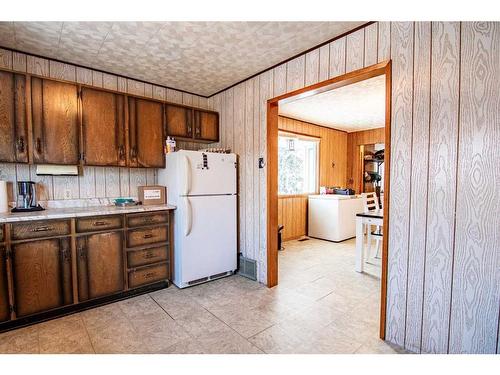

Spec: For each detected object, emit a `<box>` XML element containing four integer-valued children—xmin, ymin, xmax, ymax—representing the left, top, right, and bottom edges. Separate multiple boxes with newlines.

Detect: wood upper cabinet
<box><xmin>12</xmin><ymin>238</ymin><xmax>73</xmax><ymax>317</ymax></box>
<box><xmin>0</xmin><ymin>246</ymin><xmax>10</xmax><ymax>322</ymax></box>
<box><xmin>194</xmin><ymin>110</ymin><xmax>219</xmax><ymax>142</ymax></box>
<box><xmin>81</xmin><ymin>87</ymin><xmax>126</xmax><ymax>166</ymax></box>
<box><xmin>165</xmin><ymin>104</ymin><xmax>193</xmax><ymax>139</ymax></box>
<box><xmin>77</xmin><ymin>231</ymin><xmax>124</xmax><ymax>301</ymax></box>
<box><xmin>0</xmin><ymin>71</ymin><xmax>28</xmax><ymax>163</ymax></box>
<box><xmin>128</xmin><ymin>97</ymin><xmax>164</xmax><ymax>168</ymax></box>
<box><xmin>31</xmin><ymin>77</ymin><xmax>79</xmax><ymax>165</ymax></box>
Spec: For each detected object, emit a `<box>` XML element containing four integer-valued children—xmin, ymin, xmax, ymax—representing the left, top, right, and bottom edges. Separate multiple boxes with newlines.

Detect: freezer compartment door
<box><xmin>180</xmin><ymin>151</ymin><xmax>236</xmax><ymax>195</ymax></box>
<box><xmin>178</xmin><ymin>195</ymin><xmax>237</xmax><ymax>285</ymax></box>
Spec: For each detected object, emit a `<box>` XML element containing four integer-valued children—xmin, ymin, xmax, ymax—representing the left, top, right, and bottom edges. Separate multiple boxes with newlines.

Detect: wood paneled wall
<box><xmin>0</xmin><ymin>48</ymin><xmax>209</xmax><ymax>202</ymax></box>
<box><xmin>346</xmin><ymin>127</ymin><xmax>385</xmax><ymax>193</ymax></box>
<box><xmin>211</xmin><ymin>22</ymin><xmax>500</xmax><ymax>354</ymax></box>
<box><xmin>278</xmin><ymin>116</ymin><xmax>347</xmax><ymax>187</ymax></box>
<box><xmin>277</xmin><ymin>116</ymin><xmax>347</xmax><ymax>241</ymax></box>
<box><xmin>278</xmin><ymin>196</ymin><xmax>307</xmax><ymax>241</ymax></box>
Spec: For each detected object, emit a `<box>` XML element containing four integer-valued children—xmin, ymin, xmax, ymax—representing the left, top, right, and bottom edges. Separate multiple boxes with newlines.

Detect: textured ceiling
<box><xmin>279</xmin><ymin>75</ymin><xmax>386</xmax><ymax>133</ymax></box>
<box><xmin>0</xmin><ymin>21</ymin><xmax>365</xmax><ymax>96</ymax></box>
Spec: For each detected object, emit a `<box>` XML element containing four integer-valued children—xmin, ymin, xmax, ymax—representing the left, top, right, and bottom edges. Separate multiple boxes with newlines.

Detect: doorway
<box><xmin>266</xmin><ymin>61</ymin><xmax>392</xmax><ymax>339</ymax></box>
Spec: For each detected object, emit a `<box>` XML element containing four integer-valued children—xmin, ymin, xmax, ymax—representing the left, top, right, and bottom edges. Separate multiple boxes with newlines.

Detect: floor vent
<box><xmin>188</xmin><ymin>277</ymin><xmax>208</xmax><ymax>285</ymax></box>
<box><xmin>239</xmin><ymin>255</ymin><xmax>257</xmax><ymax>281</ymax></box>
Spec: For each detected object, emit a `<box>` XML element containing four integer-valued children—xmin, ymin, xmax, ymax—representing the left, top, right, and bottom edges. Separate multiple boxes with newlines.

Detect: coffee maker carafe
<box><xmin>12</xmin><ymin>181</ymin><xmax>45</xmax><ymax>212</ymax></box>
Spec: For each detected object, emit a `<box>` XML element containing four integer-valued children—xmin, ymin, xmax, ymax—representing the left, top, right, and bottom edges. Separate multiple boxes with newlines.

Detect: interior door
<box><xmin>77</xmin><ymin>231</ymin><xmax>124</xmax><ymax>301</ymax></box>
<box><xmin>31</xmin><ymin>77</ymin><xmax>79</xmax><ymax>164</ymax></box>
<box><xmin>179</xmin><ymin>195</ymin><xmax>237</xmax><ymax>284</ymax></box>
<box><xmin>0</xmin><ymin>71</ymin><xmax>28</xmax><ymax>163</ymax></box>
<box><xmin>81</xmin><ymin>87</ymin><xmax>126</xmax><ymax>166</ymax></box>
<box><xmin>12</xmin><ymin>238</ymin><xmax>73</xmax><ymax>317</ymax></box>
<box><xmin>180</xmin><ymin>151</ymin><xmax>237</xmax><ymax>196</ymax></box>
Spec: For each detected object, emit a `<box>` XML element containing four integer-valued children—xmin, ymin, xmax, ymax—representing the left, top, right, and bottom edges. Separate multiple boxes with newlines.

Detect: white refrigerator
<box><xmin>158</xmin><ymin>150</ymin><xmax>237</xmax><ymax>288</ymax></box>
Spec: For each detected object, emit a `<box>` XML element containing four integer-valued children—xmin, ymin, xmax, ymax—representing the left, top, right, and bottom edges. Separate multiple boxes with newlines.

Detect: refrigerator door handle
<box><xmin>182</xmin><ymin>154</ymin><xmax>191</xmax><ymax>195</ymax></box>
<box><xmin>184</xmin><ymin>197</ymin><xmax>192</xmax><ymax>236</ymax></box>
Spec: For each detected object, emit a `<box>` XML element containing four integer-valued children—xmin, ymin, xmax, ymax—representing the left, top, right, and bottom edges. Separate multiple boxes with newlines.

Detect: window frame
<box><xmin>277</xmin><ymin>130</ymin><xmax>320</xmax><ymax>197</ymax></box>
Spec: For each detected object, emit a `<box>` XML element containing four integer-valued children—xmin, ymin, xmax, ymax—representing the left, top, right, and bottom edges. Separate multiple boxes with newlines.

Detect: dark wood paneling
<box><xmin>81</xmin><ymin>87</ymin><xmax>126</xmax><ymax>166</ymax></box>
<box><xmin>0</xmin><ymin>71</ymin><xmax>28</xmax><ymax>163</ymax></box>
<box><xmin>31</xmin><ymin>77</ymin><xmax>79</xmax><ymax>165</ymax></box>
<box><xmin>77</xmin><ymin>231</ymin><xmax>124</xmax><ymax>301</ymax></box>
<box><xmin>12</xmin><ymin>238</ymin><xmax>72</xmax><ymax>317</ymax></box>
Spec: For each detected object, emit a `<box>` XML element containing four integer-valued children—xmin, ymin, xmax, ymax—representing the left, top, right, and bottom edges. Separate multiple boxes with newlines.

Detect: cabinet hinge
<box><xmin>5</xmin><ymin>248</ymin><xmax>12</xmax><ymax>260</ymax></box>
<box><xmin>9</xmin><ymin>304</ymin><xmax>15</xmax><ymax>314</ymax></box>
<box><xmin>79</xmin><ymin>152</ymin><xmax>85</xmax><ymax>161</ymax></box>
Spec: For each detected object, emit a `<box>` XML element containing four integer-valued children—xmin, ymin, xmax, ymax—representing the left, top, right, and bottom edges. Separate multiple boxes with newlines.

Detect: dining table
<box><xmin>355</xmin><ymin>209</ymin><xmax>383</xmax><ymax>272</ymax></box>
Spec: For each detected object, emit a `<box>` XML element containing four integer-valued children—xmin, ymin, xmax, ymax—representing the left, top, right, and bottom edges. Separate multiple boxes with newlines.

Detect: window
<box><xmin>278</xmin><ymin>132</ymin><xmax>319</xmax><ymax>195</ymax></box>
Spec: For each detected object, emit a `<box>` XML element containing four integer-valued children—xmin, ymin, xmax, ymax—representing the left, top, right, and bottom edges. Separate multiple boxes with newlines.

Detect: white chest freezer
<box><xmin>308</xmin><ymin>194</ymin><xmax>364</xmax><ymax>242</ymax></box>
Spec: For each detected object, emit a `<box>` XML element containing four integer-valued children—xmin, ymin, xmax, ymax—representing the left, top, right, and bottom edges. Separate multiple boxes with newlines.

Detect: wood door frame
<box><xmin>266</xmin><ymin>60</ymin><xmax>392</xmax><ymax>340</ymax></box>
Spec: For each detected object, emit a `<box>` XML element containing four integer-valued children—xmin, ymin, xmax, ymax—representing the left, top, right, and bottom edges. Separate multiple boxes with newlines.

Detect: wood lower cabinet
<box><xmin>128</xmin><ymin>97</ymin><xmax>164</xmax><ymax>168</ymax></box>
<box><xmin>0</xmin><ymin>246</ymin><xmax>10</xmax><ymax>322</ymax></box>
<box><xmin>77</xmin><ymin>231</ymin><xmax>124</xmax><ymax>301</ymax></box>
<box><xmin>11</xmin><ymin>238</ymin><xmax>73</xmax><ymax>317</ymax></box>
<box><xmin>194</xmin><ymin>110</ymin><xmax>219</xmax><ymax>142</ymax></box>
<box><xmin>81</xmin><ymin>87</ymin><xmax>126</xmax><ymax>166</ymax></box>
<box><xmin>31</xmin><ymin>77</ymin><xmax>79</xmax><ymax>165</ymax></box>
<box><xmin>0</xmin><ymin>71</ymin><xmax>28</xmax><ymax>163</ymax></box>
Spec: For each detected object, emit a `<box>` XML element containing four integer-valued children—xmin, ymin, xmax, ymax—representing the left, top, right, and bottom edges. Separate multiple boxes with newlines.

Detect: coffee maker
<box><xmin>11</xmin><ymin>181</ymin><xmax>45</xmax><ymax>212</ymax></box>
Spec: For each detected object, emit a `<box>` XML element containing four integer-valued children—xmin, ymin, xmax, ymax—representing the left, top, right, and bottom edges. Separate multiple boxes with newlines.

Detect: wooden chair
<box><xmin>361</xmin><ymin>192</ymin><xmax>382</xmax><ymax>261</ymax></box>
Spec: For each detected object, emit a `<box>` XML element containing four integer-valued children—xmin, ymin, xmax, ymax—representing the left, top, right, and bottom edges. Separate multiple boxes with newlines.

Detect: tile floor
<box><xmin>0</xmin><ymin>238</ymin><xmax>406</xmax><ymax>354</ymax></box>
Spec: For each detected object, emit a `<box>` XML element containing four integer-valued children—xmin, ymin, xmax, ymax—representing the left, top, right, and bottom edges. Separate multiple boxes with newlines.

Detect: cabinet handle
<box><xmin>143</xmin><ymin>233</ymin><xmax>154</xmax><ymax>239</ymax></box>
<box><xmin>60</xmin><ymin>248</ymin><xmax>71</xmax><ymax>262</ymax></box>
<box><xmin>93</xmin><ymin>221</ymin><xmax>108</xmax><ymax>227</ymax></box>
<box><xmin>35</xmin><ymin>137</ymin><xmax>42</xmax><ymax>154</ymax></box>
<box><xmin>17</xmin><ymin>136</ymin><xmax>25</xmax><ymax>153</ymax></box>
<box><xmin>143</xmin><ymin>251</ymin><xmax>155</xmax><ymax>259</ymax></box>
<box><xmin>31</xmin><ymin>226</ymin><xmax>54</xmax><ymax>232</ymax></box>
<box><xmin>143</xmin><ymin>272</ymin><xmax>156</xmax><ymax>279</ymax></box>
<box><xmin>118</xmin><ymin>145</ymin><xmax>125</xmax><ymax>160</ymax></box>
<box><xmin>78</xmin><ymin>246</ymin><xmax>86</xmax><ymax>259</ymax></box>
<box><xmin>130</xmin><ymin>146</ymin><xmax>137</xmax><ymax>159</ymax></box>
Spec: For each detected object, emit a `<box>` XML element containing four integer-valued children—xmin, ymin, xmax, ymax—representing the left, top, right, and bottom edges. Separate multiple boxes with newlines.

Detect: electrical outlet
<box><xmin>64</xmin><ymin>189</ymin><xmax>71</xmax><ymax>199</ymax></box>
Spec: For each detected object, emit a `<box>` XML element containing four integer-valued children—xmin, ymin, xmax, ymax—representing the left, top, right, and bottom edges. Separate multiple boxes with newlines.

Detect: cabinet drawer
<box><xmin>127</xmin><ymin>212</ymin><xmax>169</xmax><ymax>228</ymax></box>
<box><xmin>127</xmin><ymin>226</ymin><xmax>168</xmax><ymax>248</ymax></box>
<box><xmin>76</xmin><ymin>215</ymin><xmax>123</xmax><ymax>233</ymax></box>
<box><xmin>127</xmin><ymin>245</ymin><xmax>168</xmax><ymax>268</ymax></box>
<box><xmin>128</xmin><ymin>263</ymin><xmax>168</xmax><ymax>289</ymax></box>
<box><xmin>11</xmin><ymin>220</ymin><xmax>71</xmax><ymax>241</ymax></box>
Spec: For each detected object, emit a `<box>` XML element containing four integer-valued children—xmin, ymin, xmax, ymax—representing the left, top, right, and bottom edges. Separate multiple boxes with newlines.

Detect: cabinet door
<box><xmin>31</xmin><ymin>77</ymin><xmax>79</xmax><ymax>164</ymax></box>
<box><xmin>12</xmin><ymin>238</ymin><xmax>73</xmax><ymax>317</ymax></box>
<box><xmin>0</xmin><ymin>246</ymin><xmax>10</xmax><ymax>322</ymax></box>
<box><xmin>128</xmin><ymin>97</ymin><xmax>164</xmax><ymax>168</ymax></box>
<box><xmin>81</xmin><ymin>87</ymin><xmax>126</xmax><ymax>166</ymax></box>
<box><xmin>165</xmin><ymin>104</ymin><xmax>193</xmax><ymax>139</ymax></box>
<box><xmin>194</xmin><ymin>110</ymin><xmax>219</xmax><ymax>142</ymax></box>
<box><xmin>77</xmin><ymin>231</ymin><xmax>124</xmax><ymax>301</ymax></box>
<box><xmin>0</xmin><ymin>71</ymin><xmax>28</xmax><ymax>163</ymax></box>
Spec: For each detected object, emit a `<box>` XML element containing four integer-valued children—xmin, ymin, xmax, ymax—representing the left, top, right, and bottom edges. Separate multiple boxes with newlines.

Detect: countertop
<box><xmin>308</xmin><ymin>194</ymin><xmax>362</xmax><ymax>200</ymax></box>
<box><xmin>0</xmin><ymin>204</ymin><xmax>176</xmax><ymax>223</ymax></box>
